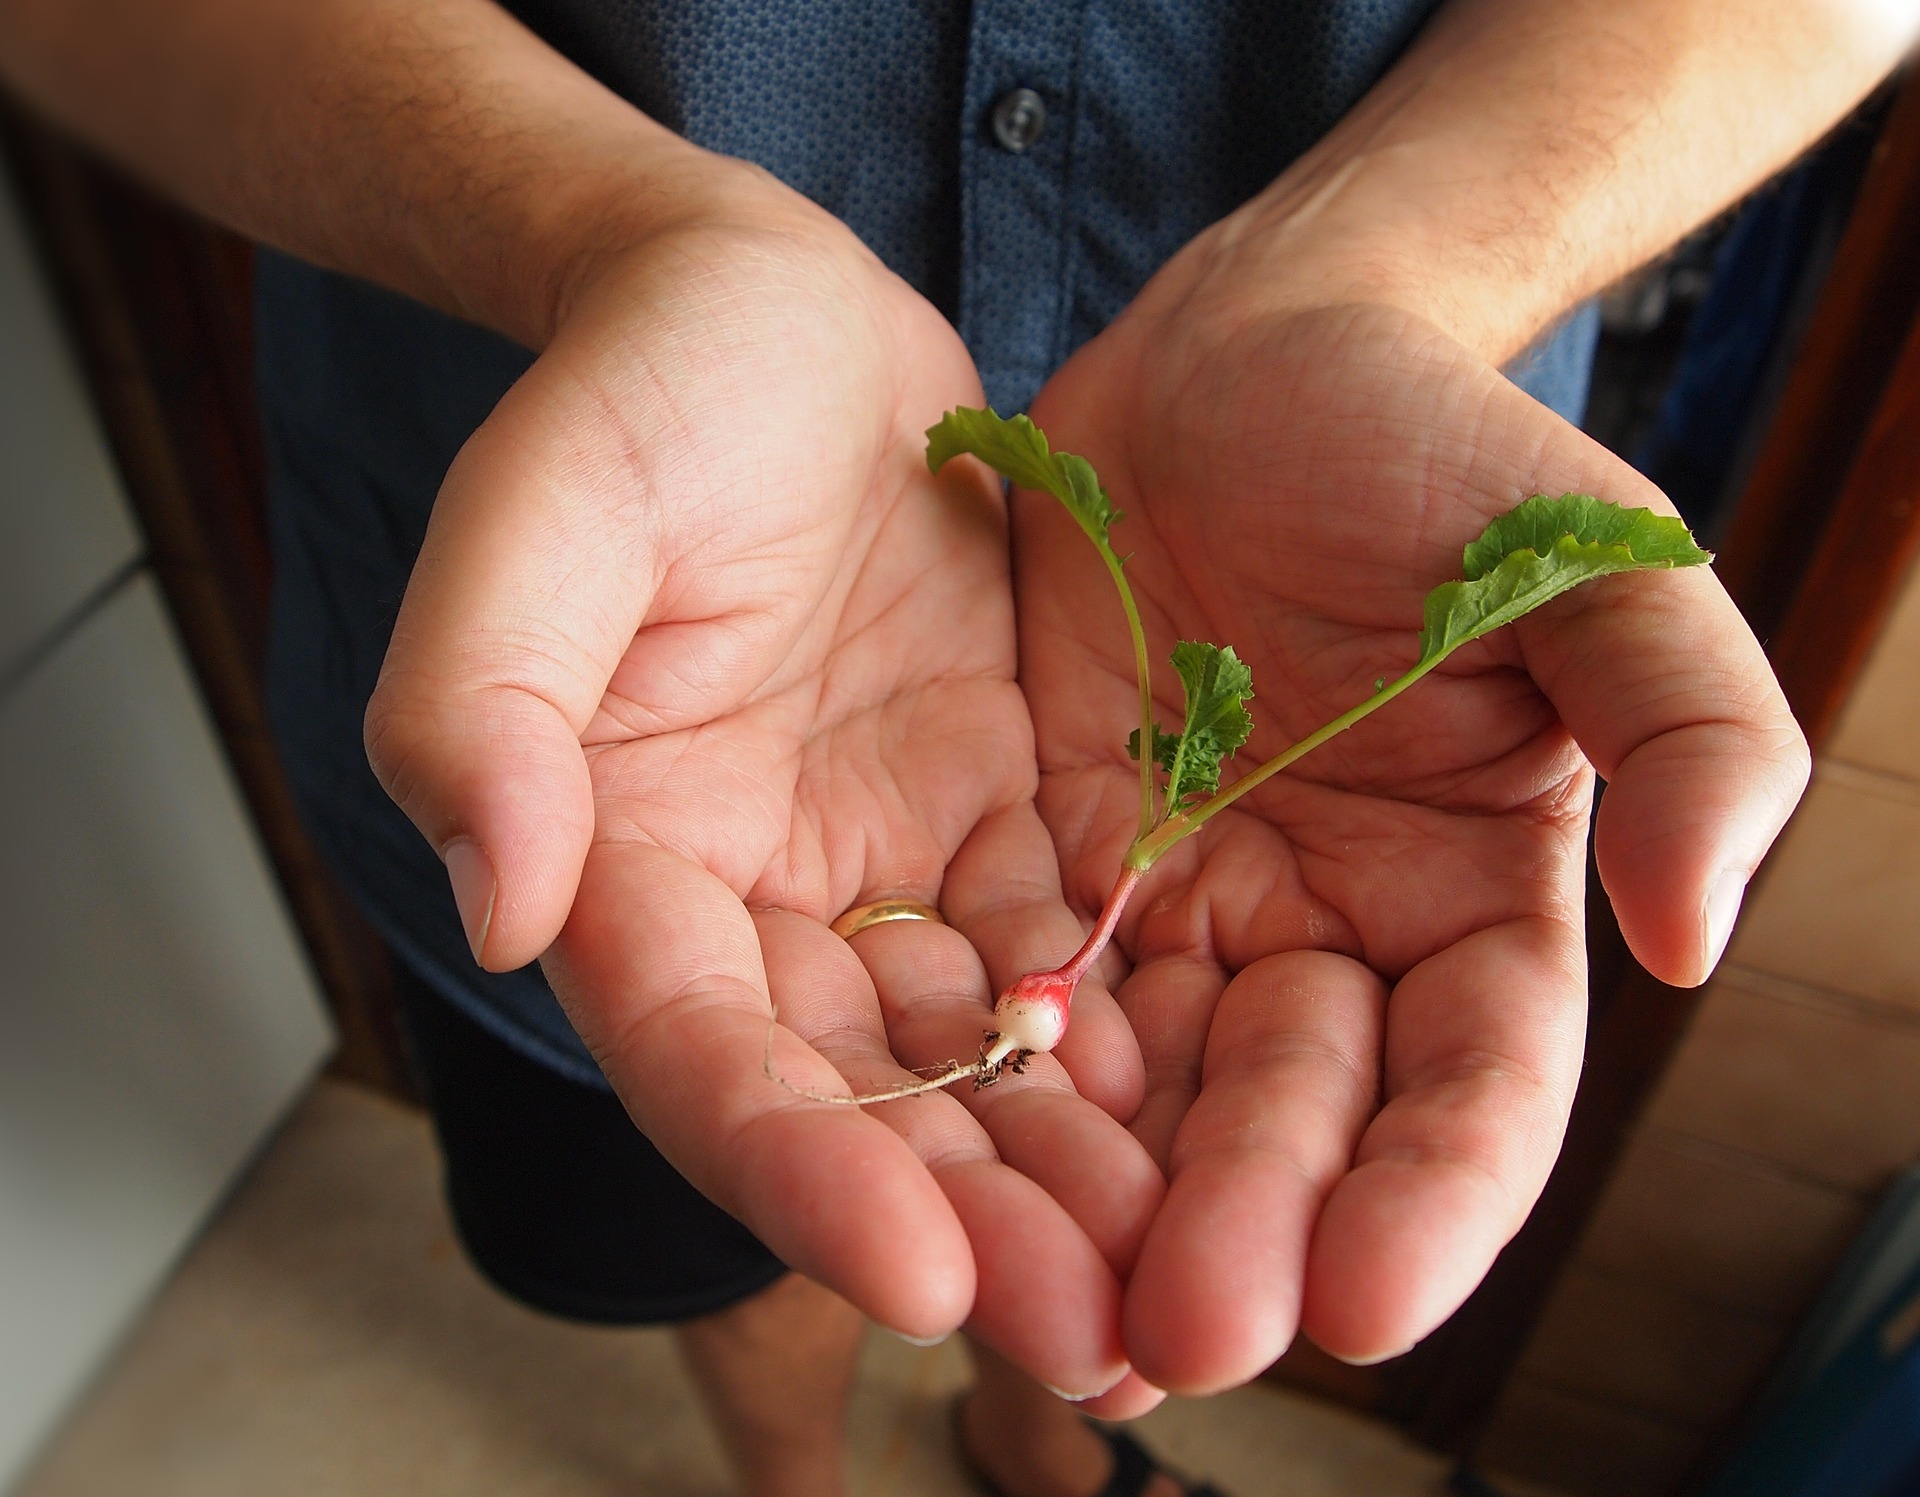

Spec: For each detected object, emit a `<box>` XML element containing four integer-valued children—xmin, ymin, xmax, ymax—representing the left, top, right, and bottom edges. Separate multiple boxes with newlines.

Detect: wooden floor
<box><xmin>14</xmin><ymin>1079</ymin><xmax>1562</xmax><ymax>1497</ymax></box>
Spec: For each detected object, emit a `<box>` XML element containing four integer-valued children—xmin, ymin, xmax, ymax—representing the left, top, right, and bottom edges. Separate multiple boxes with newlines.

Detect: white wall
<box><xmin>0</xmin><ymin>163</ymin><xmax>334</xmax><ymax>1491</ymax></box>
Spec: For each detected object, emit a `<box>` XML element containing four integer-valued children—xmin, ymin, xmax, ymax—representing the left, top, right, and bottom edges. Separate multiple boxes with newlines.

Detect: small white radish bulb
<box><xmin>764</xmin><ymin>867</ymin><xmax>1141</xmax><ymax>1106</ymax></box>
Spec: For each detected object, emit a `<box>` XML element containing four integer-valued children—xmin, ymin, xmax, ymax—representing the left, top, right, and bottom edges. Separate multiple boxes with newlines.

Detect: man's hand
<box><xmin>365</xmin><ymin>185</ymin><xmax>1164</xmax><ymax>1401</ymax></box>
<box><xmin>1017</xmin><ymin>297</ymin><xmax>1809</xmax><ymax>1394</ymax></box>
<box><xmin>1</xmin><ymin>0</ymin><xmax>1170</xmax><ymax>1393</ymax></box>
<box><xmin>998</xmin><ymin>0</ymin><xmax>1907</xmax><ymax>1397</ymax></box>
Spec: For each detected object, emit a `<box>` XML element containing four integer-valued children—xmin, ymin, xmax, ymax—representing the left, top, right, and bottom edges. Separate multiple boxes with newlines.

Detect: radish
<box><xmin>770</xmin><ymin>409</ymin><xmax>1712</xmax><ymax>1104</ymax></box>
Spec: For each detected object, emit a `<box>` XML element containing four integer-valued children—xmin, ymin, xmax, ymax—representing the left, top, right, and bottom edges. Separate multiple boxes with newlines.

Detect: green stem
<box><xmin>1093</xmin><ymin>543</ymin><xmax>1159</xmax><ymax>841</ymax></box>
<box><xmin>1125</xmin><ymin>651</ymin><xmax>1446</xmax><ymax>869</ymax></box>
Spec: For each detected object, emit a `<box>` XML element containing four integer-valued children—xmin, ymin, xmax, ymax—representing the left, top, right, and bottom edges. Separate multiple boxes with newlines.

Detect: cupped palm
<box><xmin>371</xmin><ymin>204</ymin><xmax>1162</xmax><ymax>1396</ymax></box>
<box><xmin>1018</xmin><ymin>299</ymin><xmax>1802</xmax><ymax>1391</ymax></box>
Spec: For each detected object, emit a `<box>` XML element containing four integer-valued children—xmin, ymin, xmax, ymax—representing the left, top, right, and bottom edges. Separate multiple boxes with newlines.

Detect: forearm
<box><xmin>1210</xmin><ymin>0</ymin><xmax>1920</xmax><ymax>362</ymax></box>
<box><xmin>0</xmin><ymin>0</ymin><xmax>730</xmax><ymax>346</ymax></box>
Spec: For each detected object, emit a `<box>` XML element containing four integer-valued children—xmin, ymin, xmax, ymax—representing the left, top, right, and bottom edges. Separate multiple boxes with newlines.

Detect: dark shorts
<box><xmin>392</xmin><ymin>964</ymin><xmax>790</xmax><ymax>1325</ymax></box>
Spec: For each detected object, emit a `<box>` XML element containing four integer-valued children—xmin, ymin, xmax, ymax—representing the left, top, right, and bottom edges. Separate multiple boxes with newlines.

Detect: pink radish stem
<box><xmin>978</xmin><ymin>863</ymin><xmax>1144</xmax><ymax>1077</ymax></box>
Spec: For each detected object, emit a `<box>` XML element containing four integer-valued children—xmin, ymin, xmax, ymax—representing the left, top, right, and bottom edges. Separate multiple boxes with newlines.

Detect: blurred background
<box><xmin>1</xmin><ymin>59</ymin><xmax>1918</xmax><ymax>1497</ymax></box>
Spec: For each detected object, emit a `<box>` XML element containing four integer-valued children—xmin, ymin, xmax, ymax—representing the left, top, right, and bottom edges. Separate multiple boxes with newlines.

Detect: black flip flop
<box><xmin>1086</xmin><ymin>1423</ymin><xmax>1231</xmax><ymax>1497</ymax></box>
<box><xmin>952</xmin><ymin>1396</ymin><xmax>1231</xmax><ymax>1497</ymax></box>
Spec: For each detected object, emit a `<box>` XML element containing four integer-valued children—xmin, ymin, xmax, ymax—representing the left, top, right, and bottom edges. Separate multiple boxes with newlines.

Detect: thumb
<box><xmin>364</xmin><ymin>364</ymin><xmax>670</xmax><ymax>971</ymax></box>
<box><xmin>1527</xmin><ymin>565</ymin><xmax>1811</xmax><ymax>987</ymax></box>
<box><xmin>365</xmin><ymin>668</ymin><xmax>595</xmax><ymax>973</ymax></box>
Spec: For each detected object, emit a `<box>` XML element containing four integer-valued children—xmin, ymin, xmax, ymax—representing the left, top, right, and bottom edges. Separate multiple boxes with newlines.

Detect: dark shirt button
<box><xmin>990</xmin><ymin>88</ymin><xmax>1047</xmax><ymax>153</ymax></box>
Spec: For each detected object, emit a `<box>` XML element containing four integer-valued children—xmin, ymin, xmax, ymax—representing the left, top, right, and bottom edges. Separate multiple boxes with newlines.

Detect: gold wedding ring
<box><xmin>830</xmin><ymin>898</ymin><xmax>946</xmax><ymax>940</ymax></box>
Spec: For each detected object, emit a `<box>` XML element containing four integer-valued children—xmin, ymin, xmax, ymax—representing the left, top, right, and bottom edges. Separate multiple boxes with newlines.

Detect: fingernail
<box><xmin>1703</xmin><ymin>866</ymin><xmax>1749</xmax><ymax>980</ymax></box>
<box><xmin>1042</xmin><ymin>1370</ymin><xmax>1129</xmax><ymax>1403</ymax></box>
<box><xmin>890</xmin><ymin>1329</ymin><xmax>950</xmax><ymax>1347</ymax></box>
<box><xmin>445</xmin><ymin>838</ymin><xmax>496</xmax><ymax>966</ymax></box>
<box><xmin>1329</xmin><ymin>1345</ymin><xmax>1413</xmax><ymax>1368</ymax></box>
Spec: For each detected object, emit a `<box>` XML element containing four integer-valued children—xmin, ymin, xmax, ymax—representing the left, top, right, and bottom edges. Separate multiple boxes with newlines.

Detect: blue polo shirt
<box><xmin>259</xmin><ymin>0</ymin><xmax>1600</xmax><ymax>1086</ymax></box>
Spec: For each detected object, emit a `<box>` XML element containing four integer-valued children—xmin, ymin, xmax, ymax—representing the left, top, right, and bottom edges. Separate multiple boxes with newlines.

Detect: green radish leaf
<box><xmin>1161</xmin><ymin>641</ymin><xmax>1255</xmax><ymax>803</ymax></box>
<box><xmin>927</xmin><ymin>407</ymin><xmax>1119</xmax><ymax>548</ymax></box>
<box><xmin>929</xmin><ymin>407</ymin><xmax>1168</xmax><ymax>838</ymax></box>
<box><xmin>1460</xmin><ymin>493</ymin><xmax>1709</xmax><ymax>580</ymax></box>
<box><xmin>1420</xmin><ymin>494</ymin><xmax>1711</xmax><ymax>666</ymax></box>
<box><xmin>1127</xmin><ymin>723</ymin><xmax>1180</xmax><ymax>773</ymax></box>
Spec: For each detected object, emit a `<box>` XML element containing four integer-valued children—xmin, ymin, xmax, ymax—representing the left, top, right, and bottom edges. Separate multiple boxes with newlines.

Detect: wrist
<box><xmin>1127</xmin><ymin>0</ymin><xmax>1915</xmax><ymax>370</ymax></box>
<box><xmin>529</xmin><ymin>146</ymin><xmax>874</xmax><ymax>353</ymax></box>
<box><xmin>1144</xmin><ymin>142</ymin><xmax>1578</xmax><ymax>370</ymax></box>
<box><xmin>464</xmin><ymin>133</ymin><xmax>776</xmax><ymax>349</ymax></box>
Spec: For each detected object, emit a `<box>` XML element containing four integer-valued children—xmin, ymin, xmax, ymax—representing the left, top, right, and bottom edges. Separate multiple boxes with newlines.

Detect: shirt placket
<box><xmin>957</xmin><ymin>0</ymin><xmax>1089</xmax><ymax>415</ymax></box>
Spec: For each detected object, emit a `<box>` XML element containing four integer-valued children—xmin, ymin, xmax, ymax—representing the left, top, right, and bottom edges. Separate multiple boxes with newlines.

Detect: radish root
<box><xmin>762</xmin><ymin>1007</ymin><xmax>990</xmax><ymax>1104</ymax></box>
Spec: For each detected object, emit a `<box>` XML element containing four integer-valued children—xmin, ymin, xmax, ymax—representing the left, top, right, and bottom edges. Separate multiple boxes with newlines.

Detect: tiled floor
<box><xmin>15</xmin><ymin>1080</ymin><xmax>1552</xmax><ymax>1497</ymax></box>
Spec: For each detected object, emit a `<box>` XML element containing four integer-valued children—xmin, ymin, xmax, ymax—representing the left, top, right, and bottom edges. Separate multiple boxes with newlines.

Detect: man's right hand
<box><xmin>0</xmin><ymin>0</ymin><xmax>1166</xmax><ymax>1396</ymax></box>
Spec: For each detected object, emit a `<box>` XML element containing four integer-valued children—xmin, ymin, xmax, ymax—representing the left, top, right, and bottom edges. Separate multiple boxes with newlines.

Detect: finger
<box><xmin>1298</xmin><ymin>915</ymin><xmax>1584</xmax><ymax>1363</ymax></box>
<box><xmin>1122</xmin><ymin>950</ymin><xmax>1386</xmax><ymax>1395</ymax></box>
<box><xmin>1114</xmin><ymin>948</ymin><xmax>1230</xmax><ymax>1170</ymax></box>
<box><xmin>1075</xmin><ymin>1371</ymin><xmax>1167</xmax><ymax>1421</ymax></box>
<box><xmin>542</xmin><ymin>838</ymin><xmax>973</xmax><ymax>1340</ymax></box>
<box><xmin>791</xmin><ymin>914</ymin><xmax>1133</xmax><ymax>1397</ymax></box>
<box><xmin>942</xmin><ymin>802</ymin><xmax>1146</xmax><ymax>1122</ymax></box>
